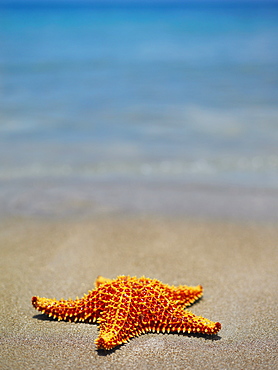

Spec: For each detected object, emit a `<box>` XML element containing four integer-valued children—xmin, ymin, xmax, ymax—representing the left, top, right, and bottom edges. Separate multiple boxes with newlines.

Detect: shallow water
<box><xmin>1</xmin><ymin>2</ymin><xmax>278</xmax><ymax>218</ymax></box>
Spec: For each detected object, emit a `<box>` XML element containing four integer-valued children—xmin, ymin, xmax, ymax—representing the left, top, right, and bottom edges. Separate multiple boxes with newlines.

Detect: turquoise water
<box><xmin>0</xmin><ymin>2</ymin><xmax>278</xmax><ymax>217</ymax></box>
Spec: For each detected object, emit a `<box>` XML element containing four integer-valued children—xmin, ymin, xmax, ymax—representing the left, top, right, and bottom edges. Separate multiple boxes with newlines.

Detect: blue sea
<box><xmin>1</xmin><ymin>2</ymin><xmax>278</xmax><ymax>218</ymax></box>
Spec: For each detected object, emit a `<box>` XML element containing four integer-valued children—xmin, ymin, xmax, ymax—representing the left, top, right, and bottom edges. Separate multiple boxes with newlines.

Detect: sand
<box><xmin>1</xmin><ymin>215</ymin><xmax>277</xmax><ymax>369</ymax></box>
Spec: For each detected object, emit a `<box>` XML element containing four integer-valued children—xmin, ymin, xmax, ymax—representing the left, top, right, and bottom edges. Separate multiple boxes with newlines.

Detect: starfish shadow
<box><xmin>97</xmin><ymin>346</ymin><xmax>122</xmax><ymax>356</ymax></box>
<box><xmin>33</xmin><ymin>314</ymin><xmax>97</xmax><ymax>326</ymax></box>
<box><xmin>33</xmin><ymin>314</ymin><xmax>95</xmax><ymax>325</ymax></box>
<box><xmin>33</xmin><ymin>314</ymin><xmax>56</xmax><ymax>321</ymax></box>
<box><xmin>183</xmin><ymin>332</ymin><xmax>222</xmax><ymax>341</ymax></box>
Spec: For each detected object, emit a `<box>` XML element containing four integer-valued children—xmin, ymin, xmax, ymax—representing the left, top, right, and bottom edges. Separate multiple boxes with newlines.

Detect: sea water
<box><xmin>1</xmin><ymin>2</ymin><xmax>278</xmax><ymax>218</ymax></box>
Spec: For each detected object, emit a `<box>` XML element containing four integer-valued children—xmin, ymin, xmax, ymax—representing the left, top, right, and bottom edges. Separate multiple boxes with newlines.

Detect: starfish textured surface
<box><xmin>32</xmin><ymin>275</ymin><xmax>221</xmax><ymax>350</ymax></box>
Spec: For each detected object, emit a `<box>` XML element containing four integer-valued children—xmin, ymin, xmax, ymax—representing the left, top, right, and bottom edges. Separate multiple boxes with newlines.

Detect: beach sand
<box><xmin>1</xmin><ymin>215</ymin><xmax>277</xmax><ymax>369</ymax></box>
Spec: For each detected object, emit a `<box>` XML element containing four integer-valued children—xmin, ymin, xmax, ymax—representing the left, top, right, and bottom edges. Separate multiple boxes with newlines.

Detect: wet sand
<box><xmin>1</xmin><ymin>215</ymin><xmax>277</xmax><ymax>369</ymax></box>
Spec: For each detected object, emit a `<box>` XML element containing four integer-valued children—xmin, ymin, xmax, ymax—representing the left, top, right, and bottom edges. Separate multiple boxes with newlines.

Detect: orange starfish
<box><xmin>32</xmin><ymin>275</ymin><xmax>221</xmax><ymax>350</ymax></box>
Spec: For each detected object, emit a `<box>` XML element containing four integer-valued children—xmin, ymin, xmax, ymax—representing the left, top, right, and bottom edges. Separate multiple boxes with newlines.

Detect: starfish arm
<box><xmin>95</xmin><ymin>277</ymin><xmax>134</xmax><ymax>349</ymax></box>
<box><xmin>96</xmin><ymin>314</ymin><xmax>145</xmax><ymax>350</ymax></box>
<box><xmin>166</xmin><ymin>284</ymin><xmax>203</xmax><ymax>307</ymax></box>
<box><xmin>94</xmin><ymin>282</ymin><xmax>133</xmax><ymax>350</ymax></box>
<box><xmin>135</xmin><ymin>287</ymin><xmax>220</xmax><ymax>336</ymax></box>
<box><xmin>32</xmin><ymin>289</ymin><xmax>101</xmax><ymax>323</ymax></box>
<box><xmin>153</xmin><ymin>307</ymin><xmax>221</xmax><ymax>335</ymax></box>
<box><xmin>138</xmin><ymin>276</ymin><xmax>203</xmax><ymax>307</ymax></box>
<box><xmin>134</xmin><ymin>283</ymin><xmax>220</xmax><ymax>336</ymax></box>
<box><xmin>137</xmin><ymin>277</ymin><xmax>203</xmax><ymax>308</ymax></box>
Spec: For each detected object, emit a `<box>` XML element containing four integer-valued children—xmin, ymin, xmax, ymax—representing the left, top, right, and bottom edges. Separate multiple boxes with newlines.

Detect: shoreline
<box><xmin>1</xmin><ymin>177</ymin><xmax>278</xmax><ymax>223</ymax></box>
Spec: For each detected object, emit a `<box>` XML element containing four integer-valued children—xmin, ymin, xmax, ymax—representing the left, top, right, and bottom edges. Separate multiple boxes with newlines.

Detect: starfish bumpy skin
<box><xmin>32</xmin><ymin>275</ymin><xmax>221</xmax><ymax>350</ymax></box>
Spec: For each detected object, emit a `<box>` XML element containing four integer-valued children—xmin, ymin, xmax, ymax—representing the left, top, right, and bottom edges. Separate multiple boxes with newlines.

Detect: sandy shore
<box><xmin>0</xmin><ymin>215</ymin><xmax>277</xmax><ymax>369</ymax></box>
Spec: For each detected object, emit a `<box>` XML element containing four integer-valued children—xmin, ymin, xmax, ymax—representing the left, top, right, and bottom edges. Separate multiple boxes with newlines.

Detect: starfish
<box><xmin>32</xmin><ymin>275</ymin><xmax>221</xmax><ymax>350</ymax></box>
